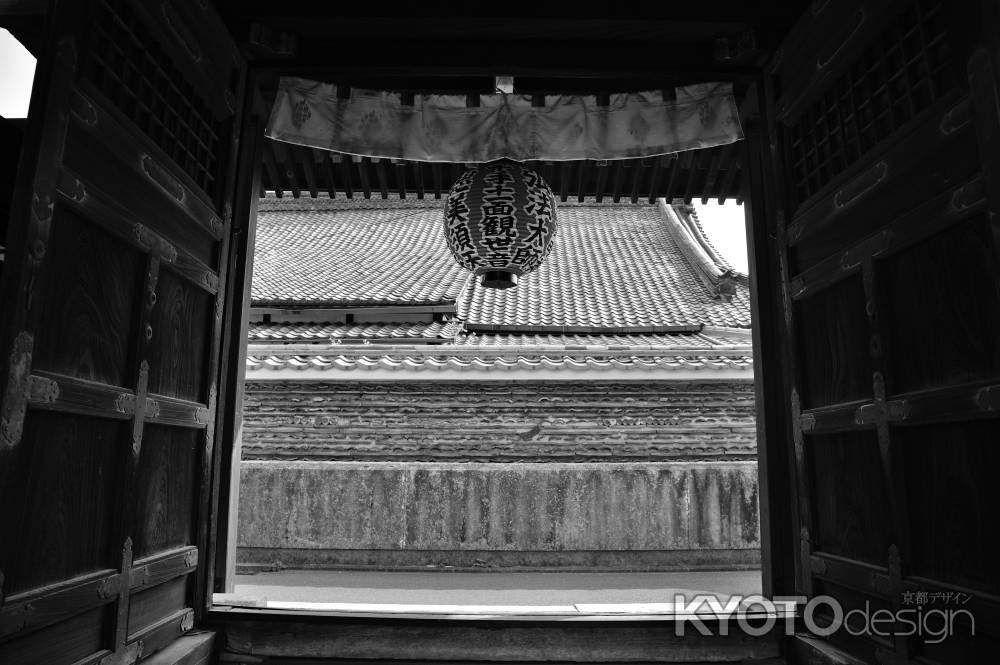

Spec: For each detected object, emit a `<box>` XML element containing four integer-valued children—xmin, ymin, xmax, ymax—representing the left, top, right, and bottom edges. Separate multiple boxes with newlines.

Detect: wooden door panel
<box><xmin>806</xmin><ymin>431</ymin><xmax>892</xmax><ymax>565</ymax></box>
<box><xmin>0</xmin><ymin>0</ymin><xmax>243</xmax><ymax>662</ymax></box>
<box><xmin>878</xmin><ymin>215</ymin><xmax>1000</xmax><ymax>393</ymax></box>
<box><xmin>0</xmin><ymin>606</ymin><xmax>112</xmax><ymax>665</ymax></box>
<box><xmin>133</xmin><ymin>425</ymin><xmax>201</xmax><ymax>559</ymax></box>
<box><xmin>811</xmin><ymin>577</ymin><xmax>896</xmax><ymax>662</ymax></box>
<box><xmin>771</xmin><ymin>0</ymin><xmax>999</xmax><ymax>661</ymax></box>
<box><xmin>127</xmin><ymin>576</ymin><xmax>189</xmax><ymax>643</ymax></box>
<box><xmin>147</xmin><ymin>270</ymin><xmax>214</xmax><ymax>403</ymax></box>
<box><xmin>4</xmin><ymin>413</ymin><xmax>124</xmax><ymax>594</ymax></box>
<box><xmin>31</xmin><ymin>206</ymin><xmax>144</xmax><ymax>386</ymax></box>
<box><xmin>795</xmin><ymin>276</ymin><xmax>873</xmax><ymax>409</ymax></box>
<box><xmin>899</xmin><ymin>421</ymin><xmax>1000</xmax><ymax>595</ymax></box>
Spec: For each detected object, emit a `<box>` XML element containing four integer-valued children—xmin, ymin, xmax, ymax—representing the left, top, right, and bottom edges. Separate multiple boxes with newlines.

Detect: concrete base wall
<box><xmin>237</xmin><ymin>461</ymin><xmax>760</xmax><ymax>571</ymax></box>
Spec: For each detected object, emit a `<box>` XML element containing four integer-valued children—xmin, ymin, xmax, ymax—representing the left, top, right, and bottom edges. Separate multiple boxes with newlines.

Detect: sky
<box><xmin>691</xmin><ymin>201</ymin><xmax>749</xmax><ymax>274</ymax></box>
<box><xmin>0</xmin><ymin>29</ymin><xmax>35</xmax><ymax>118</ymax></box>
<box><xmin>0</xmin><ymin>31</ymin><xmax>749</xmax><ymax>273</ymax></box>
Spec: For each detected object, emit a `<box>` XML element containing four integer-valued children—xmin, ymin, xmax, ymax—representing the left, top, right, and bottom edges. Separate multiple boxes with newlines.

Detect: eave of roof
<box><xmin>245</xmin><ymin>351</ymin><xmax>754</xmax><ymax>382</ymax></box>
<box><xmin>248</xmin><ymin>320</ymin><xmax>462</xmax><ymax>342</ymax></box>
<box><xmin>244</xmin><ymin>338</ymin><xmax>754</xmax><ymax>381</ymax></box>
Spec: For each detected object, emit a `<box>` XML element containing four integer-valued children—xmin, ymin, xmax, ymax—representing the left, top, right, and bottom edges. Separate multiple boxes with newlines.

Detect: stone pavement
<box><xmin>228</xmin><ymin>569</ymin><xmax>762</xmax><ymax>609</ymax></box>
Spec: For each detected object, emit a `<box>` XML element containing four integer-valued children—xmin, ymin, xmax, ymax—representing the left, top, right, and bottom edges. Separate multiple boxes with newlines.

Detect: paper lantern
<box><xmin>443</xmin><ymin>159</ymin><xmax>557</xmax><ymax>289</ymax></box>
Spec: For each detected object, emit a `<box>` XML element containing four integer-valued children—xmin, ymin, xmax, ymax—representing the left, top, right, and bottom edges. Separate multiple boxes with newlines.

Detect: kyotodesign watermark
<box><xmin>672</xmin><ymin>592</ymin><xmax>975</xmax><ymax>644</ymax></box>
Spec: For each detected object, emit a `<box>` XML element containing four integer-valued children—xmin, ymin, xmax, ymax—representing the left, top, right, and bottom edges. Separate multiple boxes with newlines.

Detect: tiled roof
<box><xmin>252</xmin><ymin>196</ymin><xmax>751</xmax><ymax>330</ymax></box>
<box><xmin>246</xmin><ymin>323</ymin><xmax>750</xmax><ymax>348</ymax></box>
<box><xmin>453</xmin><ymin>331</ymin><xmax>749</xmax><ymax>347</ymax></box>
<box><xmin>248</xmin><ymin>320</ymin><xmax>461</xmax><ymax>342</ymax></box>
<box><xmin>252</xmin><ymin>197</ymin><xmax>468</xmax><ymax>307</ymax></box>
<box><xmin>244</xmin><ymin>337</ymin><xmax>753</xmax><ymax>377</ymax></box>
<box><xmin>459</xmin><ymin>204</ymin><xmax>750</xmax><ymax>330</ymax></box>
<box><xmin>245</xmin><ymin>352</ymin><xmax>754</xmax><ymax>374</ymax></box>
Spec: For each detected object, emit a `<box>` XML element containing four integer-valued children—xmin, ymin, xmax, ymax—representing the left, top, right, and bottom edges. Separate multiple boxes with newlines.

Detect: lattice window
<box><xmin>83</xmin><ymin>0</ymin><xmax>222</xmax><ymax>200</ymax></box>
<box><xmin>787</xmin><ymin>0</ymin><xmax>955</xmax><ymax>205</ymax></box>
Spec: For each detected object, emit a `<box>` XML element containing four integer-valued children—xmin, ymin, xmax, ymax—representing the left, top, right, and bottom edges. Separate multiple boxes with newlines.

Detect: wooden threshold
<box><xmin>210</xmin><ymin>608</ymin><xmax>786</xmax><ymax>662</ymax></box>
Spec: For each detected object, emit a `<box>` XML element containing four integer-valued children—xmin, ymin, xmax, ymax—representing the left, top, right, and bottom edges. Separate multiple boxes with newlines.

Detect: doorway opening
<box><xmin>214</xmin><ymin>75</ymin><xmax>766</xmax><ymax>618</ymax></box>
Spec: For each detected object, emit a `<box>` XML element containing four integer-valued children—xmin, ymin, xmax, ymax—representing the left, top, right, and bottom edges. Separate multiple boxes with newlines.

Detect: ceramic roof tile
<box><xmin>252</xmin><ymin>198</ymin><xmax>468</xmax><ymax>307</ymax></box>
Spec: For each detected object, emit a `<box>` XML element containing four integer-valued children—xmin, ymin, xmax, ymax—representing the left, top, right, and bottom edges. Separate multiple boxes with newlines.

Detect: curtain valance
<box><xmin>266</xmin><ymin>77</ymin><xmax>743</xmax><ymax>163</ymax></box>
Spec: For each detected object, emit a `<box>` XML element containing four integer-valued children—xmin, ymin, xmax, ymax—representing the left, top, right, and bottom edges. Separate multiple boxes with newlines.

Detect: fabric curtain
<box><xmin>266</xmin><ymin>76</ymin><xmax>743</xmax><ymax>163</ymax></box>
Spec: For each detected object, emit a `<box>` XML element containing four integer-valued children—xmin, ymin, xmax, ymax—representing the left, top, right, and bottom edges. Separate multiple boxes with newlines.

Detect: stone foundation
<box><xmin>236</xmin><ymin>461</ymin><xmax>760</xmax><ymax>571</ymax></box>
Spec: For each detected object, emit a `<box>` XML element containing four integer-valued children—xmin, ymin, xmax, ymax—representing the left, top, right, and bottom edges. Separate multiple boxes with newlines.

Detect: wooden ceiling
<box><xmin>216</xmin><ymin>1</ymin><xmax>809</xmax><ymax>74</ymax></box>
<box><xmin>229</xmin><ymin>1</ymin><xmax>808</xmax><ymax>201</ymax></box>
<box><xmin>260</xmin><ymin>141</ymin><xmax>745</xmax><ymax>204</ymax></box>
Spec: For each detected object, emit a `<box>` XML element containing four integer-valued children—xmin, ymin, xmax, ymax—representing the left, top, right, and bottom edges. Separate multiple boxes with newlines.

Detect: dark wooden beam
<box><xmin>682</xmin><ymin>148</ymin><xmax>705</xmax><ymax>204</ymax></box>
<box><xmin>413</xmin><ymin>161</ymin><xmax>425</xmax><ymax>199</ymax></box>
<box><xmin>256</xmin><ymin>146</ymin><xmax>751</xmax><ymax>202</ymax></box>
<box><xmin>337</xmin><ymin>155</ymin><xmax>354</xmax><ymax>198</ymax></box>
<box><xmin>631</xmin><ymin>159</ymin><xmax>648</xmax><ymax>203</ymax></box>
<box><xmin>610</xmin><ymin>160</ymin><xmax>624</xmax><ymax>202</ymax></box>
<box><xmin>270</xmin><ymin>139</ymin><xmax>299</xmax><ymax>197</ymax></box>
<box><xmin>394</xmin><ymin>161</ymin><xmax>407</xmax><ymax>199</ymax></box>
<box><xmin>374</xmin><ymin>159</ymin><xmax>389</xmax><ymax>199</ymax></box>
<box><xmin>559</xmin><ymin>161</ymin><xmax>571</xmax><ymax>202</ymax></box>
<box><xmin>717</xmin><ymin>155</ymin><xmax>740</xmax><ymax>204</ymax></box>
<box><xmin>665</xmin><ymin>150</ymin><xmax>690</xmax><ymax>201</ymax></box>
<box><xmin>257</xmin><ymin>41</ymin><xmax>768</xmax><ymax>81</ymax></box>
<box><xmin>431</xmin><ymin>162</ymin><xmax>443</xmax><ymax>198</ymax></box>
<box><xmin>594</xmin><ymin>161</ymin><xmax>608</xmax><ymax>202</ymax></box>
<box><xmin>215</xmin><ymin>612</ymin><xmax>782</xmax><ymax>662</ymax></box>
<box><xmin>261</xmin><ymin>142</ymin><xmax>284</xmax><ymax>197</ymax></box>
<box><xmin>317</xmin><ymin>149</ymin><xmax>337</xmax><ymax>198</ymax></box>
<box><xmin>355</xmin><ymin>157</ymin><xmax>371</xmax><ymax>199</ymax></box>
<box><xmin>298</xmin><ymin>146</ymin><xmax>318</xmax><ymax>198</ymax></box>
<box><xmin>701</xmin><ymin>144</ymin><xmax>726</xmax><ymax>204</ymax></box>
<box><xmin>646</xmin><ymin>155</ymin><xmax>667</xmax><ymax>203</ymax></box>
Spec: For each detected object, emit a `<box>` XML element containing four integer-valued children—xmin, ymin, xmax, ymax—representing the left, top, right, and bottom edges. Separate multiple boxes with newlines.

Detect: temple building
<box><xmin>236</xmin><ymin>194</ymin><xmax>759</xmax><ymax>572</ymax></box>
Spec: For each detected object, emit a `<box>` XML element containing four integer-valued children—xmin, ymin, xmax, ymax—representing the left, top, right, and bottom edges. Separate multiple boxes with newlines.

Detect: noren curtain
<box><xmin>266</xmin><ymin>77</ymin><xmax>743</xmax><ymax>163</ymax></box>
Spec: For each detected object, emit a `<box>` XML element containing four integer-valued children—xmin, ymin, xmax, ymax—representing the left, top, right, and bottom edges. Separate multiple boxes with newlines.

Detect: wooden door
<box><xmin>0</xmin><ymin>1</ymin><xmax>245</xmax><ymax>663</ymax></box>
<box><xmin>766</xmin><ymin>0</ymin><xmax>1000</xmax><ymax>661</ymax></box>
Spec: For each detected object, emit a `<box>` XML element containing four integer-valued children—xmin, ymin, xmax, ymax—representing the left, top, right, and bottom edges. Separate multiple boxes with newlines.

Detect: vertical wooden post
<box><xmin>210</xmin><ymin>70</ymin><xmax>267</xmax><ymax>596</ymax></box>
<box><xmin>741</xmin><ymin>76</ymin><xmax>800</xmax><ymax>601</ymax></box>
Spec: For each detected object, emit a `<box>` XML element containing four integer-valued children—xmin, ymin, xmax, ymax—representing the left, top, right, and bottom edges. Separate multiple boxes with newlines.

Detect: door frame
<box><xmin>202</xmin><ymin>63</ymin><xmax>798</xmax><ymax>648</ymax></box>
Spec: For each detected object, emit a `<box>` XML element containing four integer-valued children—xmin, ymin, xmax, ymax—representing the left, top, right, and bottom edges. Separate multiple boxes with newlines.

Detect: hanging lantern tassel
<box><xmin>443</xmin><ymin>159</ymin><xmax>557</xmax><ymax>289</ymax></box>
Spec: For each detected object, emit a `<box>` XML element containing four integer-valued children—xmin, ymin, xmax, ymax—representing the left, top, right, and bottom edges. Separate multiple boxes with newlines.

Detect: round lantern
<box><xmin>443</xmin><ymin>159</ymin><xmax>557</xmax><ymax>289</ymax></box>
